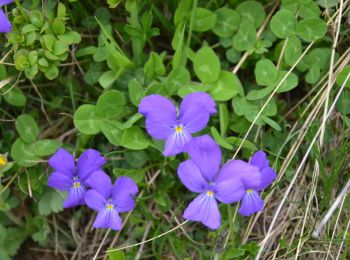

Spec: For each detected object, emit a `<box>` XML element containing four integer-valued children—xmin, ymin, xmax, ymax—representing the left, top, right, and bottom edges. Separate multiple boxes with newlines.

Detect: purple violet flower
<box><xmin>138</xmin><ymin>92</ymin><xmax>216</xmax><ymax>156</ymax></box>
<box><xmin>238</xmin><ymin>150</ymin><xmax>277</xmax><ymax>216</ymax></box>
<box><xmin>48</xmin><ymin>148</ymin><xmax>106</xmax><ymax>208</ymax></box>
<box><xmin>0</xmin><ymin>0</ymin><xmax>13</xmax><ymax>33</ymax></box>
<box><xmin>177</xmin><ymin>135</ymin><xmax>261</xmax><ymax>229</ymax></box>
<box><xmin>84</xmin><ymin>171</ymin><xmax>138</xmax><ymax>230</ymax></box>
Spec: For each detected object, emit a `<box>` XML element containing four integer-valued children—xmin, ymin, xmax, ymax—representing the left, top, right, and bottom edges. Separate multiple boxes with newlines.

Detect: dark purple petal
<box><xmin>111</xmin><ymin>176</ymin><xmax>138</xmax><ymax>213</ymax></box>
<box><xmin>77</xmin><ymin>149</ymin><xmax>106</xmax><ymax>181</ymax></box>
<box><xmin>138</xmin><ymin>94</ymin><xmax>176</xmax><ymax>118</ymax></box>
<box><xmin>48</xmin><ymin>172</ymin><xmax>73</xmax><ymax>191</ymax></box>
<box><xmin>48</xmin><ymin>148</ymin><xmax>75</xmax><ymax>177</ymax></box>
<box><xmin>0</xmin><ymin>0</ymin><xmax>14</xmax><ymax>6</ymax></box>
<box><xmin>84</xmin><ymin>190</ymin><xmax>107</xmax><ymax>211</ymax></box>
<box><xmin>218</xmin><ymin>159</ymin><xmax>261</xmax><ymax>190</ymax></box>
<box><xmin>238</xmin><ymin>190</ymin><xmax>264</xmax><ymax>216</ymax></box>
<box><xmin>177</xmin><ymin>159</ymin><xmax>208</xmax><ymax>193</ymax></box>
<box><xmin>93</xmin><ymin>208</ymin><xmax>122</xmax><ymax>230</ymax></box>
<box><xmin>63</xmin><ymin>185</ymin><xmax>86</xmax><ymax>208</ymax></box>
<box><xmin>250</xmin><ymin>150</ymin><xmax>269</xmax><ymax>171</ymax></box>
<box><xmin>163</xmin><ymin>130</ymin><xmax>192</xmax><ymax>156</ymax></box>
<box><xmin>179</xmin><ymin>103</ymin><xmax>210</xmax><ymax>133</ymax></box>
<box><xmin>256</xmin><ymin>167</ymin><xmax>277</xmax><ymax>191</ymax></box>
<box><xmin>145</xmin><ymin>116</ymin><xmax>176</xmax><ymax>140</ymax></box>
<box><xmin>183</xmin><ymin>193</ymin><xmax>221</xmax><ymax>230</ymax></box>
<box><xmin>85</xmin><ymin>170</ymin><xmax>112</xmax><ymax>199</ymax></box>
<box><xmin>184</xmin><ymin>135</ymin><xmax>221</xmax><ymax>182</ymax></box>
<box><xmin>180</xmin><ymin>92</ymin><xmax>217</xmax><ymax>115</ymax></box>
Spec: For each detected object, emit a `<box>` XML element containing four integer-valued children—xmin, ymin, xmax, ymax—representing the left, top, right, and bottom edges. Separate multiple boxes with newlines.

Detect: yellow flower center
<box><xmin>0</xmin><ymin>155</ymin><xmax>7</xmax><ymax>168</ymax></box>
<box><xmin>207</xmin><ymin>190</ymin><xmax>214</xmax><ymax>196</ymax></box>
<box><xmin>247</xmin><ymin>189</ymin><xmax>253</xmax><ymax>194</ymax></box>
<box><xmin>73</xmin><ymin>181</ymin><xmax>81</xmax><ymax>188</ymax></box>
<box><xmin>175</xmin><ymin>126</ymin><xmax>183</xmax><ymax>133</ymax></box>
<box><xmin>106</xmin><ymin>203</ymin><xmax>114</xmax><ymax>210</ymax></box>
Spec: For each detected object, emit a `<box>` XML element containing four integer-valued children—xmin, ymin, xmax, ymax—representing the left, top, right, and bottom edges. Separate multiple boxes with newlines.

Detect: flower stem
<box><xmin>227</xmin><ymin>204</ymin><xmax>235</xmax><ymax>247</ymax></box>
<box><xmin>14</xmin><ymin>0</ymin><xmax>28</xmax><ymax>22</ymax></box>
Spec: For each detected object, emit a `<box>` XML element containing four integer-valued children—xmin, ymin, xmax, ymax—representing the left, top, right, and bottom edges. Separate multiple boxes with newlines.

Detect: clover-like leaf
<box><xmin>296</xmin><ymin>17</ymin><xmax>327</xmax><ymax>42</ymax></box>
<box><xmin>193</xmin><ymin>47</ymin><xmax>221</xmax><ymax>83</ymax></box>
<box><xmin>270</xmin><ymin>9</ymin><xmax>297</xmax><ymax>38</ymax></box>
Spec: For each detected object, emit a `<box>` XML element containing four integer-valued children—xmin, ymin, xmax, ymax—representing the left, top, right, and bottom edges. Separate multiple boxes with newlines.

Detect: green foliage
<box><xmin>0</xmin><ymin>0</ymin><xmax>348</xmax><ymax>259</ymax></box>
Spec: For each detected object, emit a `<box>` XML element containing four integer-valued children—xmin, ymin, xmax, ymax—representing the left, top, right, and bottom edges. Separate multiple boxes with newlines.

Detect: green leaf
<box><xmin>336</xmin><ymin>91</ymin><xmax>350</xmax><ymax>114</ymax></box>
<box><xmin>226</xmin><ymin>136</ymin><xmax>257</xmax><ymax>151</ymax></box>
<box><xmin>144</xmin><ymin>52</ymin><xmax>166</xmax><ymax>82</ymax></box>
<box><xmin>98</xmin><ymin>70</ymin><xmax>120</xmax><ymax>88</ymax></box>
<box><xmin>247</xmin><ymin>85</ymin><xmax>274</xmax><ymax>100</ymax></box>
<box><xmin>193</xmin><ymin>47</ymin><xmax>221</xmax><ymax>83</ymax></box>
<box><xmin>44</xmin><ymin>64</ymin><xmax>59</xmax><ymax>80</ymax></box>
<box><xmin>38</xmin><ymin>190</ymin><xmax>66</xmax><ymax>216</ymax></box>
<box><xmin>274</xmin><ymin>71</ymin><xmax>298</xmax><ymax>92</ymax></box>
<box><xmin>210</xmin><ymin>127</ymin><xmax>233</xmax><ymax>150</ymax></box>
<box><xmin>296</xmin><ymin>17</ymin><xmax>327</xmax><ymax>42</ymax></box>
<box><xmin>305</xmin><ymin>64</ymin><xmax>320</xmax><ymax>84</ymax></box>
<box><xmin>254</xmin><ymin>59</ymin><xmax>278</xmax><ymax>86</ymax></box>
<box><xmin>213</xmin><ymin>7</ymin><xmax>240</xmax><ymax>37</ymax></box>
<box><xmin>128</xmin><ymin>78</ymin><xmax>144</xmax><ymax>106</ymax></box>
<box><xmin>192</xmin><ymin>8</ymin><xmax>217</xmax><ymax>32</ymax></box>
<box><xmin>108</xmin><ymin>250</ymin><xmax>125</xmax><ymax>260</ymax></box>
<box><xmin>284</xmin><ymin>35</ymin><xmax>302</xmax><ymax>66</ymax></box>
<box><xmin>236</xmin><ymin>1</ymin><xmax>266</xmax><ymax>28</ymax></box>
<box><xmin>121</xmin><ymin>126</ymin><xmax>149</xmax><ymax>150</ymax></box>
<box><xmin>101</xmin><ymin>120</ymin><xmax>123</xmax><ymax>146</ymax></box>
<box><xmin>317</xmin><ymin>0</ymin><xmax>340</xmax><ymax>8</ymax></box>
<box><xmin>166</xmin><ymin>67</ymin><xmax>191</xmax><ymax>95</ymax></box>
<box><xmin>11</xmin><ymin>139</ymin><xmax>41</xmax><ymax>167</ymax></box>
<box><xmin>107</xmin><ymin>0</ymin><xmax>121</xmax><ymax>8</ymax></box>
<box><xmin>262</xmin><ymin>116</ymin><xmax>281</xmax><ymax>131</ymax></box>
<box><xmin>33</xmin><ymin>140</ymin><xmax>62</xmax><ymax>157</ymax></box>
<box><xmin>2</xmin><ymin>87</ymin><xmax>26</xmax><ymax>107</ymax></box>
<box><xmin>174</xmin><ymin>0</ymin><xmax>192</xmax><ymax>26</ymax></box>
<box><xmin>336</xmin><ymin>65</ymin><xmax>350</xmax><ymax>88</ymax></box>
<box><xmin>73</xmin><ymin>104</ymin><xmax>101</xmax><ymax>134</ymax></box>
<box><xmin>96</xmin><ymin>90</ymin><xmax>126</xmax><ymax>118</ymax></box>
<box><xmin>233</xmin><ymin>20</ymin><xmax>256</xmax><ymax>52</ymax></box>
<box><xmin>15</xmin><ymin>114</ymin><xmax>39</xmax><ymax>143</ymax></box>
<box><xmin>207</xmin><ymin>70</ymin><xmax>241</xmax><ymax>101</ymax></box>
<box><xmin>219</xmin><ymin>103</ymin><xmax>229</xmax><ymax>136</ymax></box>
<box><xmin>270</xmin><ymin>9</ymin><xmax>297</xmax><ymax>38</ymax></box>
<box><xmin>299</xmin><ymin>1</ymin><xmax>321</xmax><ymax>19</ymax></box>
<box><xmin>51</xmin><ymin>19</ymin><xmax>66</xmax><ymax>35</ymax></box>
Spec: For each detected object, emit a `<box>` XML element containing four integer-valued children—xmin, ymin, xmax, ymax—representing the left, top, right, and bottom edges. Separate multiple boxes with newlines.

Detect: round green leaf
<box><xmin>274</xmin><ymin>71</ymin><xmax>299</xmax><ymax>92</ymax></box>
<box><xmin>336</xmin><ymin>65</ymin><xmax>350</xmax><ymax>88</ymax></box>
<box><xmin>15</xmin><ymin>114</ymin><xmax>39</xmax><ymax>143</ymax></box>
<box><xmin>99</xmin><ymin>70</ymin><xmax>119</xmax><ymax>88</ymax></box>
<box><xmin>2</xmin><ymin>87</ymin><xmax>27</xmax><ymax>107</ymax></box>
<box><xmin>236</xmin><ymin>1</ymin><xmax>266</xmax><ymax>28</ymax></box>
<box><xmin>213</xmin><ymin>7</ymin><xmax>240</xmax><ymax>37</ymax></box>
<box><xmin>233</xmin><ymin>20</ymin><xmax>256</xmax><ymax>52</ymax></box>
<box><xmin>33</xmin><ymin>140</ymin><xmax>62</xmax><ymax>157</ymax></box>
<box><xmin>254</xmin><ymin>59</ymin><xmax>278</xmax><ymax>86</ymax></box>
<box><xmin>192</xmin><ymin>8</ymin><xmax>217</xmax><ymax>32</ymax></box>
<box><xmin>166</xmin><ymin>67</ymin><xmax>191</xmax><ymax>95</ymax></box>
<box><xmin>336</xmin><ymin>91</ymin><xmax>350</xmax><ymax>114</ymax></box>
<box><xmin>305</xmin><ymin>64</ymin><xmax>320</xmax><ymax>84</ymax></box>
<box><xmin>73</xmin><ymin>104</ymin><xmax>101</xmax><ymax>134</ymax></box>
<box><xmin>193</xmin><ymin>47</ymin><xmax>221</xmax><ymax>83</ymax></box>
<box><xmin>296</xmin><ymin>18</ymin><xmax>327</xmax><ymax>42</ymax></box>
<box><xmin>284</xmin><ymin>35</ymin><xmax>302</xmax><ymax>66</ymax></box>
<box><xmin>270</xmin><ymin>9</ymin><xmax>297</xmax><ymax>38</ymax></box>
<box><xmin>299</xmin><ymin>2</ymin><xmax>321</xmax><ymax>19</ymax></box>
<box><xmin>96</xmin><ymin>90</ymin><xmax>126</xmax><ymax>118</ymax></box>
<box><xmin>101</xmin><ymin>120</ymin><xmax>123</xmax><ymax>146</ymax></box>
<box><xmin>208</xmin><ymin>70</ymin><xmax>241</xmax><ymax>101</ymax></box>
<box><xmin>11</xmin><ymin>139</ymin><xmax>41</xmax><ymax>167</ymax></box>
<box><xmin>121</xmin><ymin>126</ymin><xmax>149</xmax><ymax>150</ymax></box>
